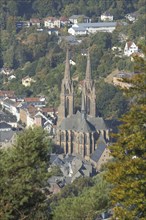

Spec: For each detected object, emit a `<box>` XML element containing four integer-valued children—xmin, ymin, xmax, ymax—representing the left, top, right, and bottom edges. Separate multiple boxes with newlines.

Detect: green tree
<box><xmin>0</xmin><ymin>127</ymin><xmax>52</xmax><ymax>220</ymax></box>
<box><xmin>52</xmin><ymin>174</ymin><xmax>110</xmax><ymax>220</ymax></box>
<box><xmin>105</xmin><ymin>56</ymin><xmax>146</xmax><ymax>219</ymax></box>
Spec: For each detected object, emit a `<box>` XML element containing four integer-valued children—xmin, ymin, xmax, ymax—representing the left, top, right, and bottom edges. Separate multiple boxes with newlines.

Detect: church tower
<box><xmin>83</xmin><ymin>50</ymin><xmax>96</xmax><ymax>117</ymax></box>
<box><xmin>57</xmin><ymin>49</ymin><xmax>74</xmax><ymax>125</ymax></box>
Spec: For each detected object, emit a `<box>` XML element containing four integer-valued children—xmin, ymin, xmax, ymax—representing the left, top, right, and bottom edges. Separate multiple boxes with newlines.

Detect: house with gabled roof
<box><xmin>125</xmin><ymin>13</ymin><xmax>139</xmax><ymax>22</ymax></box>
<box><xmin>124</xmin><ymin>41</ymin><xmax>138</xmax><ymax>57</ymax></box>
<box><xmin>69</xmin><ymin>15</ymin><xmax>91</xmax><ymax>24</ymax></box>
<box><xmin>0</xmin><ymin>90</ymin><xmax>15</xmax><ymax>101</ymax></box>
<box><xmin>68</xmin><ymin>22</ymin><xmax>117</xmax><ymax>36</ymax></box>
<box><xmin>0</xmin><ymin>122</ymin><xmax>17</xmax><ymax>148</ymax></box>
<box><xmin>22</xmin><ymin>76</ymin><xmax>36</xmax><ymax>87</ymax></box>
<box><xmin>101</xmin><ymin>11</ymin><xmax>113</xmax><ymax>21</ymax></box>
<box><xmin>59</xmin><ymin>16</ymin><xmax>70</xmax><ymax>26</ymax></box>
<box><xmin>44</xmin><ymin>16</ymin><xmax>61</xmax><ymax>28</ymax></box>
<box><xmin>30</xmin><ymin>18</ymin><xmax>41</xmax><ymax>27</ymax></box>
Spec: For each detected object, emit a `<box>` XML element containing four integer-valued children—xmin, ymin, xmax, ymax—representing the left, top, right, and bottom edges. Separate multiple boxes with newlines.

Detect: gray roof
<box><xmin>59</xmin><ymin>111</ymin><xmax>107</xmax><ymax>132</ymax></box>
<box><xmin>76</xmin><ymin>22</ymin><xmax>117</xmax><ymax>28</ymax></box>
<box><xmin>72</xmin><ymin>27</ymin><xmax>86</xmax><ymax>31</ymax></box>
<box><xmin>87</xmin><ymin>115</ymin><xmax>108</xmax><ymax>130</ymax></box>
<box><xmin>0</xmin><ymin>122</ymin><xmax>12</xmax><ymax>130</ymax></box>
<box><xmin>90</xmin><ymin>137</ymin><xmax>107</xmax><ymax>162</ymax></box>
<box><xmin>69</xmin><ymin>15</ymin><xmax>89</xmax><ymax>19</ymax></box>
<box><xmin>59</xmin><ymin>111</ymin><xmax>96</xmax><ymax>132</ymax></box>
<box><xmin>0</xmin><ymin>113</ymin><xmax>17</xmax><ymax>123</ymax></box>
<box><xmin>0</xmin><ymin>130</ymin><xmax>15</xmax><ymax>142</ymax></box>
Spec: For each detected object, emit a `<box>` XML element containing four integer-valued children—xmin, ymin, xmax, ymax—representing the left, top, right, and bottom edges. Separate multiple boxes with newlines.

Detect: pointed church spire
<box><xmin>85</xmin><ymin>49</ymin><xmax>91</xmax><ymax>81</ymax></box>
<box><xmin>64</xmin><ymin>48</ymin><xmax>71</xmax><ymax>80</ymax></box>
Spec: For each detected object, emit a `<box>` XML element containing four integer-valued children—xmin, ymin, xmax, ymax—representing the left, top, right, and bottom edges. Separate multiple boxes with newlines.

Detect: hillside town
<box><xmin>0</xmin><ymin>1</ymin><xmax>145</xmax><ymax>220</ymax></box>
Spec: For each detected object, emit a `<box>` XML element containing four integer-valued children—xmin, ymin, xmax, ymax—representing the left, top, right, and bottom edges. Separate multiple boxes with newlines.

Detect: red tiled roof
<box><xmin>41</xmin><ymin>107</ymin><xmax>57</xmax><ymax>113</ymax></box>
<box><xmin>0</xmin><ymin>90</ymin><xmax>15</xmax><ymax>97</ymax></box>
<box><xmin>24</xmin><ymin>97</ymin><xmax>41</xmax><ymax>102</ymax></box>
<box><xmin>127</xmin><ymin>41</ymin><xmax>133</xmax><ymax>49</ymax></box>
<box><xmin>60</xmin><ymin>16</ymin><xmax>69</xmax><ymax>21</ymax></box>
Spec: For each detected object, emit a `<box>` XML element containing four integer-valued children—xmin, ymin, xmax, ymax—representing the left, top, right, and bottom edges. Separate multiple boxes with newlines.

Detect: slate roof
<box><xmin>0</xmin><ymin>130</ymin><xmax>15</xmax><ymax>142</ymax></box>
<box><xmin>59</xmin><ymin>111</ymin><xmax>97</xmax><ymax>132</ymax></box>
<box><xmin>69</xmin><ymin>15</ymin><xmax>89</xmax><ymax>19</ymax></box>
<box><xmin>90</xmin><ymin>136</ymin><xmax>107</xmax><ymax>162</ymax></box>
<box><xmin>0</xmin><ymin>122</ymin><xmax>12</xmax><ymax>130</ymax></box>
<box><xmin>59</xmin><ymin>111</ymin><xmax>107</xmax><ymax>132</ymax></box>
<box><xmin>87</xmin><ymin>115</ymin><xmax>108</xmax><ymax>130</ymax></box>
<box><xmin>0</xmin><ymin>112</ymin><xmax>17</xmax><ymax>123</ymax></box>
<box><xmin>75</xmin><ymin>22</ymin><xmax>117</xmax><ymax>28</ymax></box>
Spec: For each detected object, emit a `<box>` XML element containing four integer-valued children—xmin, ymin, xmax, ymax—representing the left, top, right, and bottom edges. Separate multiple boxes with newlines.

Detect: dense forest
<box><xmin>1</xmin><ymin>0</ymin><xmax>145</xmax><ymax>18</ymax></box>
<box><xmin>0</xmin><ymin>0</ymin><xmax>145</xmax><ymax>119</ymax></box>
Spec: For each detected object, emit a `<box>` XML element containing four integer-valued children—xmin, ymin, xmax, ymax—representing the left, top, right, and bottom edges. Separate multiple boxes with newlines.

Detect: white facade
<box><xmin>68</xmin><ymin>22</ymin><xmax>117</xmax><ymax>36</ymax></box>
<box><xmin>124</xmin><ymin>42</ymin><xmax>138</xmax><ymax>56</ymax></box>
<box><xmin>68</xmin><ymin>27</ymin><xmax>87</xmax><ymax>36</ymax></box>
<box><xmin>44</xmin><ymin>18</ymin><xmax>61</xmax><ymax>28</ymax></box>
<box><xmin>101</xmin><ymin>14</ymin><xmax>113</xmax><ymax>21</ymax></box>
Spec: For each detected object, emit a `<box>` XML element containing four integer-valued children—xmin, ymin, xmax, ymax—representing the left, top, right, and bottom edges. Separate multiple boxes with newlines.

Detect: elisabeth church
<box><xmin>56</xmin><ymin>49</ymin><xmax>110</xmax><ymax>160</ymax></box>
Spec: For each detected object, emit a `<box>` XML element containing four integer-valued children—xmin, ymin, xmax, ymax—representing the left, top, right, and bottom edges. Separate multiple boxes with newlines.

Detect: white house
<box><xmin>101</xmin><ymin>12</ymin><xmax>113</xmax><ymax>21</ymax></box>
<box><xmin>22</xmin><ymin>76</ymin><xmax>36</xmax><ymax>87</ymax></box>
<box><xmin>44</xmin><ymin>17</ymin><xmax>61</xmax><ymax>28</ymax></box>
<box><xmin>68</xmin><ymin>22</ymin><xmax>117</xmax><ymax>36</ymax></box>
<box><xmin>68</xmin><ymin>26</ymin><xmax>87</xmax><ymax>36</ymax></box>
<box><xmin>124</xmin><ymin>41</ymin><xmax>138</xmax><ymax>56</ymax></box>
<box><xmin>125</xmin><ymin>13</ymin><xmax>138</xmax><ymax>22</ymax></box>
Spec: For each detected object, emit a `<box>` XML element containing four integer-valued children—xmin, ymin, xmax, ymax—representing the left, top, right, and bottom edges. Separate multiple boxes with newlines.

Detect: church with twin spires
<box><xmin>56</xmin><ymin>49</ymin><xmax>110</xmax><ymax>160</ymax></box>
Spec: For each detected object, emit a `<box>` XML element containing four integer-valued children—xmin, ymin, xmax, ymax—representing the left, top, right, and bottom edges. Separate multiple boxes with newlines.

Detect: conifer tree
<box><xmin>106</xmin><ymin>55</ymin><xmax>146</xmax><ymax>219</ymax></box>
<box><xmin>0</xmin><ymin>127</ymin><xmax>52</xmax><ymax>220</ymax></box>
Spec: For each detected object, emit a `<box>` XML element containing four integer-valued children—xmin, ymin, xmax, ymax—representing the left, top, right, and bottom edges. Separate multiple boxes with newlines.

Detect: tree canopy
<box><xmin>0</xmin><ymin>127</ymin><xmax>52</xmax><ymax>220</ymax></box>
<box><xmin>105</xmin><ymin>55</ymin><xmax>146</xmax><ymax>219</ymax></box>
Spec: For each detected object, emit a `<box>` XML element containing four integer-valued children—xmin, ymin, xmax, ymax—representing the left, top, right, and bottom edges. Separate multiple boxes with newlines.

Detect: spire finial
<box><xmin>85</xmin><ymin>49</ymin><xmax>91</xmax><ymax>81</ymax></box>
<box><xmin>64</xmin><ymin>47</ymin><xmax>70</xmax><ymax>80</ymax></box>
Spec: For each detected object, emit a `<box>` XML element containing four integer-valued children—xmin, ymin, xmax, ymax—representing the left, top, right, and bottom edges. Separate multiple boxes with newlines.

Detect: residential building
<box><xmin>59</xmin><ymin>16</ymin><xmax>70</xmax><ymax>26</ymax></box>
<box><xmin>24</xmin><ymin>97</ymin><xmax>46</xmax><ymax>107</ymax></box>
<box><xmin>101</xmin><ymin>11</ymin><xmax>113</xmax><ymax>21</ymax></box>
<box><xmin>0</xmin><ymin>90</ymin><xmax>15</xmax><ymax>102</ymax></box>
<box><xmin>0</xmin><ymin>122</ymin><xmax>17</xmax><ymax>148</ymax></box>
<box><xmin>0</xmin><ymin>111</ymin><xmax>17</xmax><ymax>127</ymax></box>
<box><xmin>55</xmin><ymin>49</ymin><xmax>111</xmax><ymax>169</ymax></box>
<box><xmin>16</xmin><ymin>21</ymin><xmax>30</xmax><ymax>29</ymax></box>
<box><xmin>1</xmin><ymin>98</ymin><xmax>20</xmax><ymax>122</ymax></box>
<box><xmin>22</xmin><ymin>76</ymin><xmax>36</xmax><ymax>87</ymax></box>
<box><xmin>69</xmin><ymin>15</ymin><xmax>91</xmax><ymax>24</ymax></box>
<box><xmin>49</xmin><ymin>153</ymin><xmax>95</xmax><ymax>188</ymax></box>
<box><xmin>19</xmin><ymin>105</ymin><xmax>54</xmax><ymax>132</ymax></box>
<box><xmin>47</xmin><ymin>28</ymin><xmax>59</xmax><ymax>35</ymax></box>
<box><xmin>44</xmin><ymin>17</ymin><xmax>61</xmax><ymax>28</ymax></box>
<box><xmin>125</xmin><ymin>13</ymin><xmax>139</xmax><ymax>22</ymax></box>
<box><xmin>0</xmin><ymin>68</ymin><xmax>14</xmax><ymax>75</ymax></box>
<box><xmin>68</xmin><ymin>22</ymin><xmax>117</xmax><ymax>36</ymax></box>
<box><xmin>30</xmin><ymin>18</ymin><xmax>41</xmax><ymax>27</ymax></box>
<box><xmin>124</xmin><ymin>41</ymin><xmax>138</xmax><ymax>56</ymax></box>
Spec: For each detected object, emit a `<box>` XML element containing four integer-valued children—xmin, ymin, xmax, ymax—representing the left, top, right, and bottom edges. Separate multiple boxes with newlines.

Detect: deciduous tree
<box><xmin>105</xmin><ymin>55</ymin><xmax>146</xmax><ymax>219</ymax></box>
